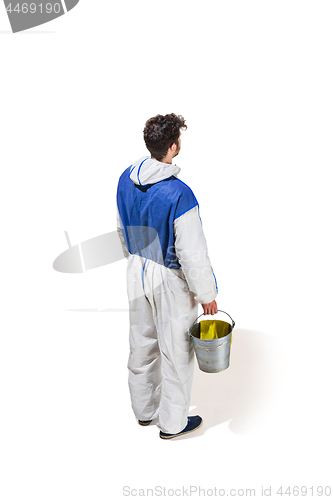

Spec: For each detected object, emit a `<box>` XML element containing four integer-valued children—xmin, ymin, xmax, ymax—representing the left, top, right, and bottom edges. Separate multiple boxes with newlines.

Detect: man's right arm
<box><xmin>174</xmin><ymin>205</ymin><xmax>218</xmax><ymax>308</ymax></box>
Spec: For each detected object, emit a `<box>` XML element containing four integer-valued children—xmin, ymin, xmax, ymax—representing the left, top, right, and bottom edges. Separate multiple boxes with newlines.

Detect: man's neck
<box><xmin>153</xmin><ymin>154</ymin><xmax>174</xmax><ymax>164</ymax></box>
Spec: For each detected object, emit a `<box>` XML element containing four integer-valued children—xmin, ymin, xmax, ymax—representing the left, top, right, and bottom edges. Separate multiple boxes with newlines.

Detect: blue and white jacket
<box><xmin>116</xmin><ymin>156</ymin><xmax>217</xmax><ymax>304</ymax></box>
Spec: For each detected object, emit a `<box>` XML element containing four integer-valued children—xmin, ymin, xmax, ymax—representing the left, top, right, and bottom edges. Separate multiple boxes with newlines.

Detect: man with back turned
<box><xmin>116</xmin><ymin>113</ymin><xmax>218</xmax><ymax>439</ymax></box>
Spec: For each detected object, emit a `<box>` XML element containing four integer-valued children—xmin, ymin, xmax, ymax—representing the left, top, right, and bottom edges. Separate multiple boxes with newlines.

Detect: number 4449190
<box><xmin>6</xmin><ymin>3</ymin><xmax>61</xmax><ymax>14</ymax></box>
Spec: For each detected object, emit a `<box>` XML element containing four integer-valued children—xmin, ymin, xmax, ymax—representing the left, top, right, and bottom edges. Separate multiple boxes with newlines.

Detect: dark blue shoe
<box><xmin>159</xmin><ymin>415</ymin><xmax>202</xmax><ymax>439</ymax></box>
<box><xmin>138</xmin><ymin>420</ymin><xmax>152</xmax><ymax>426</ymax></box>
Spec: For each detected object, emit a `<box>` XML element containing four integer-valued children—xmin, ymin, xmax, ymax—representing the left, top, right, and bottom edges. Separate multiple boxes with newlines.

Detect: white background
<box><xmin>1</xmin><ymin>1</ymin><xmax>332</xmax><ymax>499</ymax></box>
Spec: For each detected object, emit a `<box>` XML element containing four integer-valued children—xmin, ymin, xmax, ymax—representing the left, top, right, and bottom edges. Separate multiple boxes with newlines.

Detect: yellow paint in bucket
<box><xmin>200</xmin><ymin>320</ymin><xmax>233</xmax><ymax>344</ymax></box>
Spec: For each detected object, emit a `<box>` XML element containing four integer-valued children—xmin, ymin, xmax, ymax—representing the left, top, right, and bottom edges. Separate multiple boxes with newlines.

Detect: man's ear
<box><xmin>170</xmin><ymin>143</ymin><xmax>177</xmax><ymax>152</ymax></box>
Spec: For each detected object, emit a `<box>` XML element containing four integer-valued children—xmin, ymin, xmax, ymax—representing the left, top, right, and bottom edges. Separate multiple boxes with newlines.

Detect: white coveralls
<box><xmin>116</xmin><ymin>157</ymin><xmax>217</xmax><ymax>434</ymax></box>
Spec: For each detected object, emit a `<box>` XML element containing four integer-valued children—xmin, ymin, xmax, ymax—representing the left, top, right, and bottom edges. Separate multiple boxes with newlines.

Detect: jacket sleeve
<box><xmin>173</xmin><ymin>205</ymin><xmax>218</xmax><ymax>304</ymax></box>
<box><xmin>116</xmin><ymin>206</ymin><xmax>130</xmax><ymax>259</ymax></box>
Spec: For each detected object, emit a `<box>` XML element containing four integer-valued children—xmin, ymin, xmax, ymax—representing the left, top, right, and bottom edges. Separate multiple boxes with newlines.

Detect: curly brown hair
<box><xmin>143</xmin><ymin>113</ymin><xmax>187</xmax><ymax>161</ymax></box>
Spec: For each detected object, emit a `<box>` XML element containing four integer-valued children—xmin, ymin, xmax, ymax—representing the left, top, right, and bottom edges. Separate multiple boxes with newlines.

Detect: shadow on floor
<box><xmin>171</xmin><ymin>328</ymin><xmax>283</xmax><ymax>440</ymax></box>
<box><xmin>65</xmin><ymin>309</ymin><xmax>284</xmax><ymax>441</ymax></box>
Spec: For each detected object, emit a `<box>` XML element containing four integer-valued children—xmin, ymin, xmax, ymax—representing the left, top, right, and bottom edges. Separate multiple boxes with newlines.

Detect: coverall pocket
<box><xmin>166</xmin><ymin>269</ymin><xmax>190</xmax><ymax>295</ymax></box>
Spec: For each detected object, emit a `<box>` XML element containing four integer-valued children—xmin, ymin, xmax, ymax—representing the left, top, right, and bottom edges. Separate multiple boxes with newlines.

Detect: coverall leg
<box><xmin>127</xmin><ymin>254</ymin><xmax>198</xmax><ymax>435</ymax></box>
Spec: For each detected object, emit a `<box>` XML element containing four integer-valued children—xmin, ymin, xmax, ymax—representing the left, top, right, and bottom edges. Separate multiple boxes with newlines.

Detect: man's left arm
<box><xmin>116</xmin><ymin>206</ymin><xmax>129</xmax><ymax>259</ymax></box>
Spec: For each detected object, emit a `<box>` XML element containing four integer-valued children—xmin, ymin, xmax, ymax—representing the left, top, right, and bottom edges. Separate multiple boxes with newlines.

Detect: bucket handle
<box><xmin>189</xmin><ymin>310</ymin><xmax>235</xmax><ymax>332</ymax></box>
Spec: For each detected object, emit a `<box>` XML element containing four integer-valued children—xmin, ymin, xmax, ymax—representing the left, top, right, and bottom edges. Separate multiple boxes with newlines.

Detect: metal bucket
<box><xmin>188</xmin><ymin>310</ymin><xmax>235</xmax><ymax>373</ymax></box>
